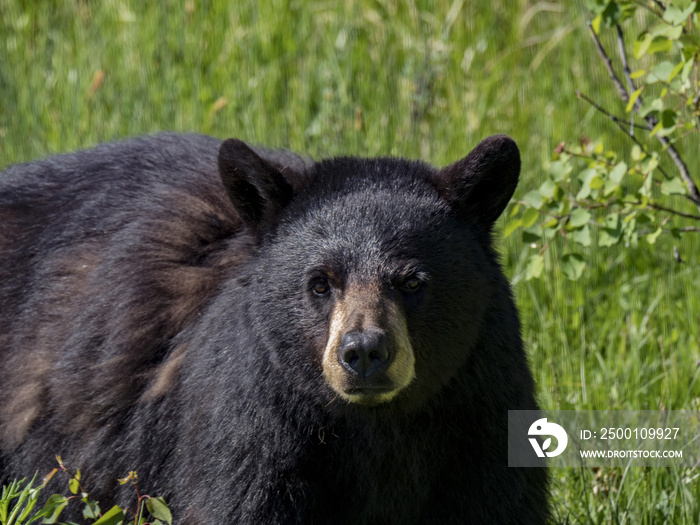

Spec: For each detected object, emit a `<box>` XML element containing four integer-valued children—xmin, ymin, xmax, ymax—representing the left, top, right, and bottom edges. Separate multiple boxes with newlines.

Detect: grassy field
<box><xmin>1</xmin><ymin>0</ymin><xmax>698</xmax><ymax>523</ymax></box>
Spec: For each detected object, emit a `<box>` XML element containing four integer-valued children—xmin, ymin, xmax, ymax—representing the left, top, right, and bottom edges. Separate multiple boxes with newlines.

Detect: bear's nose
<box><xmin>338</xmin><ymin>329</ymin><xmax>391</xmax><ymax>379</ymax></box>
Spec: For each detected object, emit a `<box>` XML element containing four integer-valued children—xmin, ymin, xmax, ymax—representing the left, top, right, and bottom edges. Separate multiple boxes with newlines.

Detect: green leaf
<box><xmin>651</xmin><ymin>23</ymin><xmax>683</xmax><ymax>39</ymax></box>
<box><xmin>569</xmin><ymin>208</ymin><xmax>591</xmax><ymax>228</ymax></box>
<box><xmin>653</xmin><ymin>109</ymin><xmax>677</xmax><ymax>137</ymax></box>
<box><xmin>640</xmin><ymin>153</ymin><xmax>659</xmax><ymax>175</ymax></box>
<box><xmin>639</xmin><ymin>96</ymin><xmax>663</xmax><ymax>118</ymax></box>
<box><xmin>522</xmin><ymin>230</ymin><xmax>540</xmax><ymax>243</ymax></box>
<box><xmin>92</xmin><ymin>505</ymin><xmax>125</xmax><ymax>525</ymax></box>
<box><xmin>668</xmin><ymin>61</ymin><xmax>685</xmax><ymax>83</ymax></box>
<box><xmin>8</xmin><ymin>477</ymin><xmax>42</xmax><ymax>524</ymax></box>
<box><xmin>681</xmin><ymin>58</ymin><xmax>694</xmax><ymax>83</ymax></box>
<box><xmin>68</xmin><ymin>478</ymin><xmax>79</xmax><ymax>495</ymax></box>
<box><xmin>503</xmin><ymin>218</ymin><xmax>521</xmax><ymax>239</ymax></box>
<box><xmin>663</xmin><ymin>2</ymin><xmax>696</xmax><ymax>25</ymax></box>
<box><xmin>636</xmin><ymin>211</ymin><xmax>652</xmax><ymax>224</ymax></box>
<box><xmin>661</xmin><ymin>108</ymin><xmax>677</xmax><ymax>128</ymax></box>
<box><xmin>521</xmin><ymin>207</ymin><xmax>540</xmax><ymax>228</ymax></box>
<box><xmin>604</xmin><ymin>161</ymin><xmax>627</xmax><ymax>196</ymax></box>
<box><xmin>525</xmin><ymin>254</ymin><xmax>544</xmax><ymax>280</ymax></box>
<box><xmin>547</xmin><ymin>160</ymin><xmax>572</xmax><ymax>182</ymax></box>
<box><xmin>32</xmin><ymin>494</ymin><xmax>68</xmax><ymax>524</ymax></box>
<box><xmin>538</xmin><ymin>179</ymin><xmax>557</xmax><ymax>200</ymax></box>
<box><xmin>623</xmin><ymin>218</ymin><xmax>639</xmax><ymax>248</ymax></box>
<box><xmin>522</xmin><ymin>190</ymin><xmax>544</xmax><ymax>210</ymax></box>
<box><xmin>82</xmin><ymin>499</ymin><xmax>101</xmax><ymax>520</ymax></box>
<box><xmin>625</xmin><ymin>88</ymin><xmax>643</xmax><ymax>113</ymax></box>
<box><xmin>629</xmin><ymin>69</ymin><xmax>646</xmax><ymax>80</ymax></box>
<box><xmin>660</xmin><ymin>177</ymin><xmax>686</xmax><ymax>195</ymax></box>
<box><xmin>646</xmin><ymin>226</ymin><xmax>663</xmax><ymax>244</ymax></box>
<box><xmin>634</xmin><ymin>32</ymin><xmax>652</xmax><ymax>58</ymax></box>
<box><xmin>609</xmin><ymin>162</ymin><xmax>627</xmax><ymax>183</ymax></box>
<box><xmin>647</xmin><ymin>37</ymin><xmax>673</xmax><ymax>55</ymax></box>
<box><xmin>589</xmin><ymin>175</ymin><xmax>604</xmax><ymax>190</ymax></box>
<box><xmin>558</xmin><ymin>198</ymin><xmax>570</xmax><ymax>216</ymax></box>
<box><xmin>599</xmin><ymin>213</ymin><xmax>622</xmax><ymax>247</ymax></box>
<box><xmin>646</xmin><ymin>61</ymin><xmax>675</xmax><ymax>83</ymax></box>
<box><xmin>146</xmin><ymin>497</ymin><xmax>172</xmax><ymax>525</ymax></box>
<box><xmin>651</xmin><ymin>109</ymin><xmax>678</xmax><ymax>137</ymax></box>
<box><xmin>561</xmin><ymin>253</ymin><xmax>586</xmax><ymax>280</ymax></box>
<box><xmin>600</xmin><ymin>1</ymin><xmax>622</xmax><ymax>27</ymax></box>
<box><xmin>570</xmin><ymin>225</ymin><xmax>592</xmax><ymax>247</ymax></box>
<box><xmin>631</xmin><ymin>144</ymin><xmax>645</xmax><ymax>161</ymax></box>
<box><xmin>576</xmin><ymin>168</ymin><xmax>597</xmax><ymax>199</ymax></box>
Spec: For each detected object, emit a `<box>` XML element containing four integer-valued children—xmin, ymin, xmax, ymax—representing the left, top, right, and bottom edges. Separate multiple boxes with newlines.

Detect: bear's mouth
<box><xmin>345</xmin><ymin>385</ymin><xmax>394</xmax><ymax>395</ymax></box>
<box><xmin>342</xmin><ymin>385</ymin><xmax>401</xmax><ymax>406</ymax></box>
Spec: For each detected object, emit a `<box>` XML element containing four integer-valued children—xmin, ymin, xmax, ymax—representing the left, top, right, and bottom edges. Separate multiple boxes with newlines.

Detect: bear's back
<box><xmin>0</xmin><ymin>134</ymin><xmax>247</xmax><ymax>452</ymax></box>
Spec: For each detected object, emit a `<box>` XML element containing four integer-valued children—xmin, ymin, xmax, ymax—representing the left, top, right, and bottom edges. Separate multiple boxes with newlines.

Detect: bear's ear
<box><xmin>218</xmin><ymin>139</ymin><xmax>295</xmax><ymax>232</ymax></box>
<box><xmin>429</xmin><ymin>135</ymin><xmax>520</xmax><ymax>226</ymax></box>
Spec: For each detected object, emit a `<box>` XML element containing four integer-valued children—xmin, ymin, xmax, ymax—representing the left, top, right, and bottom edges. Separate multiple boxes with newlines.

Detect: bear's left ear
<box><xmin>218</xmin><ymin>139</ymin><xmax>295</xmax><ymax>233</ymax></box>
<box><xmin>429</xmin><ymin>135</ymin><xmax>520</xmax><ymax>226</ymax></box>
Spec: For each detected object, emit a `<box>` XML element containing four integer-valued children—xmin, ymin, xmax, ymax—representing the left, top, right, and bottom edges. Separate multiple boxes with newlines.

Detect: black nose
<box><xmin>338</xmin><ymin>329</ymin><xmax>391</xmax><ymax>379</ymax></box>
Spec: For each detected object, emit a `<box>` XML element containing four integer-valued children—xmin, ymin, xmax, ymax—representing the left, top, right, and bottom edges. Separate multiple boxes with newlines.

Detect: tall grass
<box><xmin>1</xmin><ymin>0</ymin><xmax>698</xmax><ymax>522</ymax></box>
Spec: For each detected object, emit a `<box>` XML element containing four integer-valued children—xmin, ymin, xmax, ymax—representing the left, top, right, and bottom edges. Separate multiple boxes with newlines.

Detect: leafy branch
<box><xmin>1</xmin><ymin>458</ymin><xmax>172</xmax><ymax>525</ymax></box>
<box><xmin>508</xmin><ymin>0</ymin><xmax>700</xmax><ymax>280</ymax></box>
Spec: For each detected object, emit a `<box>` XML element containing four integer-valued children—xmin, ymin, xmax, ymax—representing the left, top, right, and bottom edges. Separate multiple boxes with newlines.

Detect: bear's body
<box><xmin>0</xmin><ymin>133</ymin><xmax>548</xmax><ymax>523</ymax></box>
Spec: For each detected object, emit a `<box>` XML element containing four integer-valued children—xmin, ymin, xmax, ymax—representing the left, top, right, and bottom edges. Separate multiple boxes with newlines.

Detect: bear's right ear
<box><xmin>218</xmin><ymin>139</ymin><xmax>295</xmax><ymax>233</ymax></box>
<box><xmin>429</xmin><ymin>135</ymin><xmax>520</xmax><ymax>228</ymax></box>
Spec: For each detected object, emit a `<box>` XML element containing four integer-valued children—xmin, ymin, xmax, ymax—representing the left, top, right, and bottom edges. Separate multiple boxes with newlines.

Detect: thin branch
<box><xmin>588</xmin><ymin>22</ymin><xmax>700</xmax><ymax>211</ymax></box>
<box><xmin>563</xmin><ymin>148</ymin><xmax>616</xmax><ymax>165</ymax></box>
<box><xmin>638</xmin><ymin>226</ymin><xmax>700</xmax><ymax>234</ymax></box>
<box><xmin>587</xmin><ymin>22</ymin><xmax>629</xmax><ymax>102</ymax></box>
<box><xmin>616</xmin><ymin>25</ymin><xmax>641</xmax><ymax>114</ymax></box>
<box><xmin>575</xmin><ymin>90</ymin><xmax>647</xmax><ymax>130</ymax></box>
<box><xmin>629</xmin><ymin>0</ymin><xmax>666</xmax><ymax>17</ymax></box>
<box><xmin>648</xmin><ymin>202</ymin><xmax>700</xmax><ymax>221</ymax></box>
<box><xmin>576</xmin><ymin>90</ymin><xmax>674</xmax><ymax>180</ymax></box>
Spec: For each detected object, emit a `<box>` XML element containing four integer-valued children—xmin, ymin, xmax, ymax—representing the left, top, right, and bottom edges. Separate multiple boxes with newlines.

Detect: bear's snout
<box><xmin>321</xmin><ymin>285</ymin><xmax>415</xmax><ymax>405</ymax></box>
<box><xmin>338</xmin><ymin>328</ymin><xmax>392</xmax><ymax>381</ymax></box>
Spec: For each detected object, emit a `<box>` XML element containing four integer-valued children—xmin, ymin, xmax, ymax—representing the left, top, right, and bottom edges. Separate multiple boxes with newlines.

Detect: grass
<box><xmin>1</xmin><ymin>0</ymin><xmax>698</xmax><ymax>523</ymax></box>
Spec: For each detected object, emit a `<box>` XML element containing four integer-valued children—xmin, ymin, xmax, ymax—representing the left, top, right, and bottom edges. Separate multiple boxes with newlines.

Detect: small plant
<box><xmin>509</xmin><ymin>0</ymin><xmax>700</xmax><ymax>280</ymax></box>
<box><xmin>0</xmin><ymin>457</ymin><xmax>171</xmax><ymax>525</ymax></box>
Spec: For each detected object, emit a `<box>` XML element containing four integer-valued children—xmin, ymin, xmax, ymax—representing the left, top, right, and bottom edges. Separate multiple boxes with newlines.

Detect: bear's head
<box><xmin>217</xmin><ymin>136</ymin><xmax>520</xmax><ymax>410</ymax></box>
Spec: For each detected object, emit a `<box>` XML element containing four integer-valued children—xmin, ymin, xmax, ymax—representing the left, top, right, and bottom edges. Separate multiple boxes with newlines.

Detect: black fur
<box><xmin>0</xmin><ymin>133</ymin><xmax>548</xmax><ymax>524</ymax></box>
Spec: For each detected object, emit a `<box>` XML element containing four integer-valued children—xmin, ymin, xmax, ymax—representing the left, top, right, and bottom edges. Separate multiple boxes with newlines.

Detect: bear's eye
<box><xmin>400</xmin><ymin>276</ymin><xmax>422</xmax><ymax>293</ymax></box>
<box><xmin>311</xmin><ymin>279</ymin><xmax>330</xmax><ymax>296</ymax></box>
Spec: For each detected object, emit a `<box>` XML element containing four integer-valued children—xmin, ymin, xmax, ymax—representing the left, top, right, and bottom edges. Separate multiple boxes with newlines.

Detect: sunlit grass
<box><xmin>1</xmin><ymin>0</ymin><xmax>698</xmax><ymax>522</ymax></box>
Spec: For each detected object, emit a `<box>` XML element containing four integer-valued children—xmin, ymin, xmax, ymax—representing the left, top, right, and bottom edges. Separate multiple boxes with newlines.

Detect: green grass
<box><xmin>1</xmin><ymin>0</ymin><xmax>698</xmax><ymax>523</ymax></box>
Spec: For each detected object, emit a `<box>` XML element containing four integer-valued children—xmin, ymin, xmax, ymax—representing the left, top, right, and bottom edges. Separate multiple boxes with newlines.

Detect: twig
<box><xmin>638</xmin><ymin>226</ymin><xmax>700</xmax><ymax>234</ymax></box>
<box><xmin>576</xmin><ymin>90</ymin><xmax>674</xmax><ymax>180</ymax></box>
<box><xmin>648</xmin><ymin>202</ymin><xmax>700</xmax><ymax>221</ymax></box>
<box><xmin>616</xmin><ymin>25</ymin><xmax>642</xmax><ymax>116</ymax></box>
<box><xmin>588</xmin><ymin>22</ymin><xmax>700</xmax><ymax>211</ymax></box>
<box><xmin>587</xmin><ymin>22</ymin><xmax>629</xmax><ymax>102</ymax></box>
<box><xmin>575</xmin><ymin>91</ymin><xmax>647</xmax><ymax>130</ymax></box>
<box><xmin>616</xmin><ymin>23</ymin><xmax>638</xmax><ymax>140</ymax></box>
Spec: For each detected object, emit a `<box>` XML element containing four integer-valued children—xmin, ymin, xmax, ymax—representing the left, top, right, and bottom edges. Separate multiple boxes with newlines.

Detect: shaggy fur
<box><xmin>0</xmin><ymin>133</ymin><xmax>548</xmax><ymax>524</ymax></box>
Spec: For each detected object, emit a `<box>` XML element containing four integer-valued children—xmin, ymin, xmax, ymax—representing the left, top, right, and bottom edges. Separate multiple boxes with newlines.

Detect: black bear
<box><xmin>0</xmin><ymin>133</ymin><xmax>548</xmax><ymax>524</ymax></box>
